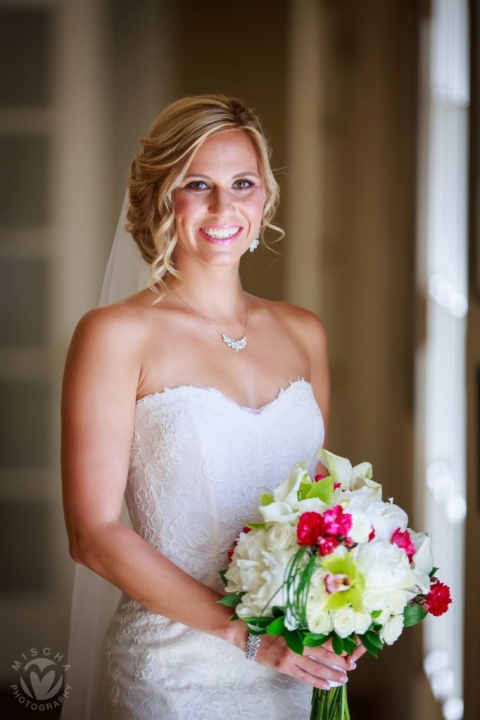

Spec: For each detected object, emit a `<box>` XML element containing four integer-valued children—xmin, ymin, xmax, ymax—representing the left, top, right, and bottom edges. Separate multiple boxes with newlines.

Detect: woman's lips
<box><xmin>198</xmin><ymin>225</ymin><xmax>243</xmax><ymax>244</ymax></box>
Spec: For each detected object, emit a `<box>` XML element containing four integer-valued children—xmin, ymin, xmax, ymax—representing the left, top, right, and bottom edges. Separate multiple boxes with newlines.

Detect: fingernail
<box><xmin>350</xmin><ymin>661</ymin><xmax>357</xmax><ymax>670</ymax></box>
<box><xmin>340</xmin><ymin>674</ymin><xmax>348</xmax><ymax>683</ymax></box>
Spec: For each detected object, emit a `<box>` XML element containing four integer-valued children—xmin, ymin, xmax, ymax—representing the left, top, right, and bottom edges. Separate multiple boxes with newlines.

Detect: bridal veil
<box><xmin>60</xmin><ymin>191</ymin><xmax>150</xmax><ymax>719</ymax></box>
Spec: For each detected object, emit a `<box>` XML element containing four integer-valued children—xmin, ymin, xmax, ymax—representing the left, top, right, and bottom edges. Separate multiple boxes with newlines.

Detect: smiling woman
<box><xmin>60</xmin><ymin>95</ymin><xmax>356</xmax><ymax>720</ymax></box>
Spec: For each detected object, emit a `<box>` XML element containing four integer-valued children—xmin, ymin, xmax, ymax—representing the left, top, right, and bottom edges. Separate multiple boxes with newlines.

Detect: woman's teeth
<box><xmin>201</xmin><ymin>227</ymin><xmax>240</xmax><ymax>239</ymax></box>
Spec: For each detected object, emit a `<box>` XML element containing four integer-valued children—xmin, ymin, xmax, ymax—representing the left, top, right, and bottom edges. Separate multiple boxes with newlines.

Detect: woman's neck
<box><xmin>165</xmin><ymin>262</ymin><xmax>246</xmax><ymax>321</ymax></box>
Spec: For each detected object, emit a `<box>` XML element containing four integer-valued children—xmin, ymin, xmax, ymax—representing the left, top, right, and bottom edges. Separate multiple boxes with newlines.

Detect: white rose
<box><xmin>362</xmin><ymin>588</ymin><xmax>388</xmax><ymax>612</ymax></box>
<box><xmin>380</xmin><ymin>615</ymin><xmax>404</xmax><ymax>645</ymax></box>
<box><xmin>333</xmin><ymin>606</ymin><xmax>356</xmax><ymax>638</ymax></box>
<box><xmin>385</xmin><ymin>591</ymin><xmax>409</xmax><ymax>615</ymax></box>
<box><xmin>310</xmin><ymin>568</ymin><xmax>328</xmax><ymax>590</ymax></box>
<box><xmin>353</xmin><ymin>612</ymin><xmax>372</xmax><ymax>635</ymax></box>
<box><xmin>307</xmin><ymin>608</ymin><xmax>333</xmax><ymax>635</ymax></box>
<box><xmin>349</xmin><ymin>512</ymin><xmax>373</xmax><ymax>544</ymax></box>
<box><xmin>267</xmin><ymin>523</ymin><xmax>297</xmax><ymax>551</ymax></box>
<box><xmin>365</xmin><ymin>500</ymin><xmax>408</xmax><ymax>542</ymax></box>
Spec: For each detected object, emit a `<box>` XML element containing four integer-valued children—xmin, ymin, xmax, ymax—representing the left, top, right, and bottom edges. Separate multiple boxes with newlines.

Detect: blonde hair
<box><xmin>126</xmin><ymin>94</ymin><xmax>282</xmax><ymax>300</ymax></box>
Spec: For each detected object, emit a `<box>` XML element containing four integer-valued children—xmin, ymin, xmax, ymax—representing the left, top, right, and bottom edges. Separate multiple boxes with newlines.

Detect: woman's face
<box><xmin>173</xmin><ymin>130</ymin><xmax>266</xmax><ymax>268</ymax></box>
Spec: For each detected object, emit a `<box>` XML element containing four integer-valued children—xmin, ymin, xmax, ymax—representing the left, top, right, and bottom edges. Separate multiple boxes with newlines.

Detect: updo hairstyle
<box><xmin>126</xmin><ymin>94</ymin><xmax>282</xmax><ymax>299</ymax></box>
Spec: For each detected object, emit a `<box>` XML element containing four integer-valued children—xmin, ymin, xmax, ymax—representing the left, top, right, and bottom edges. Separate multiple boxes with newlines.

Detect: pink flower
<box><xmin>423</xmin><ymin>580</ymin><xmax>452</xmax><ymax>617</ymax></box>
<box><xmin>391</xmin><ymin>527</ymin><xmax>416</xmax><ymax>562</ymax></box>
<box><xmin>368</xmin><ymin>527</ymin><xmax>376</xmax><ymax>541</ymax></box>
<box><xmin>319</xmin><ymin>536</ymin><xmax>339</xmax><ymax>556</ymax></box>
<box><xmin>322</xmin><ymin>506</ymin><xmax>353</xmax><ymax>537</ymax></box>
<box><xmin>325</xmin><ymin>573</ymin><xmax>352</xmax><ymax>594</ymax></box>
<box><xmin>297</xmin><ymin>512</ymin><xmax>325</xmax><ymax>546</ymax></box>
<box><xmin>314</xmin><ymin>474</ymin><xmax>328</xmax><ymax>482</ymax></box>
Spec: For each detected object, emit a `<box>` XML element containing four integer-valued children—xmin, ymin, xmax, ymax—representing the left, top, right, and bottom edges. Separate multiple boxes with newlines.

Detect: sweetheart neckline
<box><xmin>135</xmin><ymin>378</ymin><xmax>316</xmax><ymax>415</ymax></box>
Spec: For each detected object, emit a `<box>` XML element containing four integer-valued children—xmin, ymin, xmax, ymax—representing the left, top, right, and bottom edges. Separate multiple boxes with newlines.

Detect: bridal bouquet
<box><xmin>219</xmin><ymin>449</ymin><xmax>451</xmax><ymax>720</ymax></box>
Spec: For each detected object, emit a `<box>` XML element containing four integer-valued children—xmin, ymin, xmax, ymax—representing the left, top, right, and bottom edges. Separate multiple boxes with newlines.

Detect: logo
<box><xmin>11</xmin><ymin>648</ymin><xmax>72</xmax><ymax>711</ymax></box>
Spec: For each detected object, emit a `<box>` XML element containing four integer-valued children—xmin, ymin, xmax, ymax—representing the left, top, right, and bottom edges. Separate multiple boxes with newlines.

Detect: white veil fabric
<box><xmin>61</xmin><ymin>191</ymin><xmax>150</xmax><ymax>719</ymax></box>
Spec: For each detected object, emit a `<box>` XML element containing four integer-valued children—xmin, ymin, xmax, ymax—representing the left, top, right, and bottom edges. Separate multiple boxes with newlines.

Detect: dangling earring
<box><xmin>249</xmin><ymin>233</ymin><xmax>260</xmax><ymax>252</ymax></box>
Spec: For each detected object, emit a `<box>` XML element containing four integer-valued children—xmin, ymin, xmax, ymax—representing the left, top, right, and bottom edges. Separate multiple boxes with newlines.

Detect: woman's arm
<box><xmin>62</xmin><ymin>305</ymin><xmax>240</xmax><ymax>641</ymax></box>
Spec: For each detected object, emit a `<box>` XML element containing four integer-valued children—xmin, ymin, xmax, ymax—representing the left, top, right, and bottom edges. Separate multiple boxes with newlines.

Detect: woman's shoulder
<box><xmin>71</xmin><ymin>290</ymin><xmax>154</xmax><ymax>355</ymax></box>
<box><xmin>259</xmin><ymin>297</ymin><xmax>328</xmax><ymax>350</ymax></box>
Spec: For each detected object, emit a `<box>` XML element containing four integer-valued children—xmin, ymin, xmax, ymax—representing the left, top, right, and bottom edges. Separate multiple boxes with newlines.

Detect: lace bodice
<box><xmin>100</xmin><ymin>379</ymin><xmax>324</xmax><ymax>719</ymax></box>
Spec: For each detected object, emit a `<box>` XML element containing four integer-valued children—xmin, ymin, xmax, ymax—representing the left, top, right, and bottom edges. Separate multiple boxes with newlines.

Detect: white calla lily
<box><xmin>259</xmin><ymin>502</ymin><xmax>299</xmax><ymax>524</ymax></box>
<box><xmin>317</xmin><ymin>449</ymin><xmax>353</xmax><ymax>489</ymax></box>
<box><xmin>273</xmin><ymin>464</ymin><xmax>307</xmax><ymax>507</ymax></box>
<box><xmin>351</xmin><ymin>462</ymin><xmax>373</xmax><ymax>482</ymax></box>
<box><xmin>411</xmin><ymin>532</ymin><xmax>434</xmax><ymax>576</ymax></box>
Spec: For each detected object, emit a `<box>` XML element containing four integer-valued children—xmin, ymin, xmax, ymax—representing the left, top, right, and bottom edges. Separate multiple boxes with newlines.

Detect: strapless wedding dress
<box><xmin>99</xmin><ymin>379</ymin><xmax>324</xmax><ymax>719</ymax></box>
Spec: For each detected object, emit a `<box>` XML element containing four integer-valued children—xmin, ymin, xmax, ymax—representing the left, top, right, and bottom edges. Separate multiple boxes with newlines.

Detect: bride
<box><xmin>61</xmin><ymin>94</ymin><xmax>363</xmax><ymax>719</ymax></box>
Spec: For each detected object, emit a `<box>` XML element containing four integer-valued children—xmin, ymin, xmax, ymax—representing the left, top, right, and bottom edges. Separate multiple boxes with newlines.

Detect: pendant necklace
<box><xmin>168</xmin><ymin>287</ymin><xmax>249</xmax><ymax>352</ymax></box>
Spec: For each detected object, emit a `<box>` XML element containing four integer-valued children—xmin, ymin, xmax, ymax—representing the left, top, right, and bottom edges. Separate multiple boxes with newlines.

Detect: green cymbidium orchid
<box><xmin>321</xmin><ymin>552</ymin><xmax>365</xmax><ymax>612</ymax></box>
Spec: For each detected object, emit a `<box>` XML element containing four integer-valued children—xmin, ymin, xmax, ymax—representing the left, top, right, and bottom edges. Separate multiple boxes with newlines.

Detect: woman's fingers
<box><xmin>351</xmin><ymin>642</ymin><xmax>367</xmax><ymax>663</ymax></box>
<box><xmin>255</xmin><ymin>635</ymin><xmax>359</xmax><ymax>690</ymax></box>
<box><xmin>301</xmin><ymin>656</ymin><xmax>349</xmax><ymax>685</ymax></box>
<box><xmin>303</xmin><ymin>643</ymin><xmax>350</xmax><ymax>672</ymax></box>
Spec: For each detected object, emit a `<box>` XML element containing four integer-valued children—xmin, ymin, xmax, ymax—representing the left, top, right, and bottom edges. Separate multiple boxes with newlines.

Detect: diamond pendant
<box><xmin>222</xmin><ymin>334</ymin><xmax>247</xmax><ymax>352</ymax></box>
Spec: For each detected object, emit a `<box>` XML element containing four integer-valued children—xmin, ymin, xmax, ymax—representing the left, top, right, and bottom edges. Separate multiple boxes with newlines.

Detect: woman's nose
<box><xmin>208</xmin><ymin>187</ymin><xmax>233</xmax><ymax>215</ymax></box>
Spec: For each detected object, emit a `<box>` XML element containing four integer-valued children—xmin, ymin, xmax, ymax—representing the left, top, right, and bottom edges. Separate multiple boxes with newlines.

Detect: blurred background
<box><xmin>0</xmin><ymin>0</ymin><xmax>478</xmax><ymax>718</ymax></box>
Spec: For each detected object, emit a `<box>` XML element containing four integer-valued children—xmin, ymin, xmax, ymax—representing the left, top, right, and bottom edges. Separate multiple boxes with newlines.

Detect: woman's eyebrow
<box><xmin>183</xmin><ymin>171</ymin><xmax>261</xmax><ymax>180</ymax></box>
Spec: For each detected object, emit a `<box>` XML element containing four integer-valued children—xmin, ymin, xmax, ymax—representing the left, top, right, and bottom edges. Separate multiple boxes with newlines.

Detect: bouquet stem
<box><xmin>310</xmin><ymin>684</ymin><xmax>350</xmax><ymax>720</ymax></box>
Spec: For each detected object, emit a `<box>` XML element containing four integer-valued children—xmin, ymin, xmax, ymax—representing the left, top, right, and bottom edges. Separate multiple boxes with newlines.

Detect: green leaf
<box><xmin>284</xmin><ymin>629</ymin><xmax>304</xmax><ymax>655</ymax></box>
<box><xmin>403</xmin><ymin>602</ymin><xmax>428</xmax><ymax>628</ymax></box>
<box><xmin>364</xmin><ymin>631</ymin><xmax>383</xmax><ymax>649</ymax></box>
<box><xmin>332</xmin><ymin>635</ymin><xmax>345</xmax><ymax>655</ymax></box>
<box><xmin>358</xmin><ymin>631</ymin><xmax>383</xmax><ymax>658</ymax></box>
<box><xmin>272</xmin><ymin>606</ymin><xmax>284</xmax><ymax>618</ymax></box>
<box><xmin>342</xmin><ymin>635</ymin><xmax>358</xmax><ymax>656</ymax></box>
<box><xmin>260</xmin><ymin>493</ymin><xmax>274</xmax><ymax>506</ymax></box>
<box><xmin>429</xmin><ymin>567</ymin><xmax>440</xmax><ymax>578</ymax></box>
<box><xmin>303</xmin><ymin>632</ymin><xmax>330</xmax><ymax>648</ymax></box>
<box><xmin>218</xmin><ymin>569</ymin><xmax>228</xmax><ymax>586</ymax></box>
<box><xmin>266</xmin><ymin>616</ymin><xmax>285</xmax><ymax>635</ymax></box>
<box><xmin>371</xmin><ymin>610</ymin><xmax>382</xmax><ymax>618</ymax></box>
<box><xmin>218</xmin><ymin>593</ymin><xmax>243</xmax><ymax>607</ymax></box>
<box><xmin>245</xmin><ymin>521</ymin><xmax>266</xmax><ymax>530</ymax></box>
<box><xmin>243</xmin><ymin>616</ymin><xmax>272</xmax><ymax>628</ymax></box>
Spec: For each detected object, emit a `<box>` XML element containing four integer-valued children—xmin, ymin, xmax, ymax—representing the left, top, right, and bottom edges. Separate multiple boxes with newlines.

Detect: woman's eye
<box><xmin>185</xmin><ymin>180</ymin><xmax>208</xmax><ymax>190</ymax></box>
<box><xmin>233</xmin><ymin>179</ymin><xmax>254</xmax><ymax>189</ymax></box>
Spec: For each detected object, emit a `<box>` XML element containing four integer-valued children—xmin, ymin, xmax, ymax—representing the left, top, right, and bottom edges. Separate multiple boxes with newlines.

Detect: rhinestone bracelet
<box><xmin>245</xmin><ymin>633</ymin><xmax>261</xmax><ymax>662</ymax></box>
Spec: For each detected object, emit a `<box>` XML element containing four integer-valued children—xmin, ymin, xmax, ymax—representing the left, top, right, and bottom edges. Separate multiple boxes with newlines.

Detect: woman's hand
<box><xmin>254</xmin><ymin>635</ymin><xmax>362</xmax><ymax>690</ymax></box>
